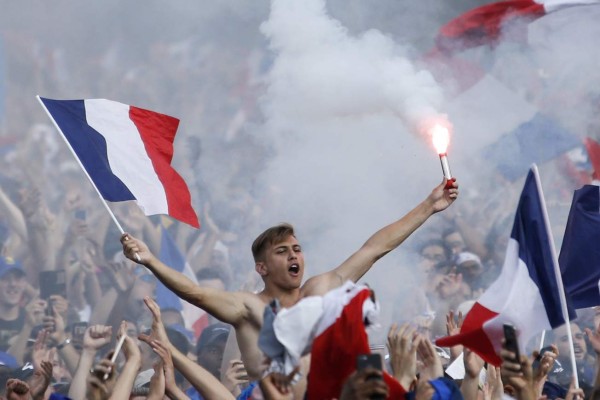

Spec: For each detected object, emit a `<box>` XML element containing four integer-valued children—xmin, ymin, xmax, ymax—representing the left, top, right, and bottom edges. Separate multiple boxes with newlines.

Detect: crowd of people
<box><xmin>1</xmin><ymin>3</ymin><xmax>600</xmax><ymax>399</ymax></box>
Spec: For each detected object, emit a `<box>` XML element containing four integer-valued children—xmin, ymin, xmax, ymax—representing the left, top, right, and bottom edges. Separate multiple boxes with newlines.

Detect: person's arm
<box><xmin>0</xmin><ymin>186</ymin><xmax>27</xmax><ymax>241</ymax></box>
<box><xmin>121</xmin><ymin>234</ymin><xmax>251</xmax><ymax>326</ymax></box>
<box><xmin>68</xmin><ymin>324</ymin><xmax>113</xmax><ymax>400</ymax></box>
<box><xmin>139</xmin><ymin>297</ymin><xmax>234</xmax><ymax>400</ymax></box>
<box><xmin>303</xmin><ymin>179</ymin><xmax>459</xmax><ymax>295</ymax></box>
<box><xmin>109</xmin><ymin>321</ymin><xmax>142</xmax><ymax>400</ymax></box>
<box><xmin>7</xmin><ymin>299</ymin><xmax>45</xmax><ymax>365</ymax></box>
<box><xmin>461</xmin><ymin>349</ymin><xmax>485</xmax><ymax>400</ymax></box>
<box><xmin>143</xmin><ymin>339</ymin><xmax>190</xmax><ymax>400</ymax></box>
<box><xmin>27</xmin><ymin>360</ymin><xmax>53</xmax><ymax>400</ymax></box>
<box><xmin>43</xmin><ymin>300</ymin><xmax>81</xmax><ymax>375</ymax></box>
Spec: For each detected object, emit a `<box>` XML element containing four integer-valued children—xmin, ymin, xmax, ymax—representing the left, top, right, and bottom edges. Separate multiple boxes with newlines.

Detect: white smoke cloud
<box><xmin>260</xmin><ymin>0</ymin><xmax>445</xmax><ymax>135</ymax></box>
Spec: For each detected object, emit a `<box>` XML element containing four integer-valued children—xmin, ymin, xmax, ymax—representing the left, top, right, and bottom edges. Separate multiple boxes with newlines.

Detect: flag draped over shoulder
<box><xmin>157</xmin><ymin>225</ymin><xmax>208</xmax><ymax>338</ymax></box>
<box><xmin>258</xmin><ymin>281</ymin><xmax>406</xmax><ymax>400</ymax></box>
<box><xmin>559</xmin><ymin>185</ymin><xmax>600</xmax><ymax>309</ymax></box>
<box><xmin>38</xmin><ymin>97</ymin><xmax>199</xmax><ymax>228</ymax></box>
<box><xmin>436</xmin><ymin>166</ymin><xmax>573</xmax><ymax>365</ymax></box>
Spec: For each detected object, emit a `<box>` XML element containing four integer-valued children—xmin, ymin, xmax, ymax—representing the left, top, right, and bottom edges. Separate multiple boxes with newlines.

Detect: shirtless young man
<box><xmin>120</xmin><ymin>179</ymin><xmax>459</xmax><ymax>382</ymax></box>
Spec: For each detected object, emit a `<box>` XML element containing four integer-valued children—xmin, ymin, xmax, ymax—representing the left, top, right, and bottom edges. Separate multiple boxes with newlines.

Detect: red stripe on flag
<box><xmin>307</xmin><ymin>289</ymin><xmax>406</xmax><ymax>400</ymax></box>
<box><xmin>129</xmin><ymin>106</ymin><xmax>200</xmax><ymax>228</ymax></box>
<box><xmin>436</xmin><ymin>0</ymin><xmax>545</xmax><ymax>51</ymax></box>
<box><xmin>436</xmin><ymin>302</ymin><xmax>502</xmax><ymax>365</ymax></box>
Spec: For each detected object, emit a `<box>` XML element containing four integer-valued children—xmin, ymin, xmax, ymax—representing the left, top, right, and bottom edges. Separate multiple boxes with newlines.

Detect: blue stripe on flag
<box><xmin>559</xmin><ymin>185</ymin><xmax>600</xmax><ymax>309</ymax></box>
<box><xmin>511</xmin><ymin>169</ymin><xmax>575</xmax><ymax>327</ymax></box>
<box><xmin>39</xmin><ymin>98</ymin><xmax>135</xmax><ymax>202</ymax></box>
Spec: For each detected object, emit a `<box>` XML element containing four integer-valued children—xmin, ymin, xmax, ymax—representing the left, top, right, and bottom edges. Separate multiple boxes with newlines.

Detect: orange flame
<box><xmin>431</xmin><ymin>124</ymin><xmax>450</xmax><ymax>154</ymax></box>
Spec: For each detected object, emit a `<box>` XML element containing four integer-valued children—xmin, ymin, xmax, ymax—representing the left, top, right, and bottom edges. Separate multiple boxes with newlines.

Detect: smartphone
<box><xmin>45</xmin><ymin>297</ymin><xmax>55</xmax><ymax>317</ymax></box>
<box><xmin>39</xmin><ymin>270</ymin><xmax>67</xmax><ymax>300</ymax></box>
<box><xmin>503</xmin><ymin>323</ymin><xmax>520</xmax><ymax>362</ymax></box>
<box><xmin>356</xmin><ymin>353</ymin><xmax>384</xmax><ymax>400</ymax></box>
<box><xmin>357</xmin><ymin>353</ymin><xmax>383</xmax><ymax>374</ymax></box>
<box><xmin>72</xmin><ymin>322</ymin><xmax>88</xmax><ymax>344</ymax></box>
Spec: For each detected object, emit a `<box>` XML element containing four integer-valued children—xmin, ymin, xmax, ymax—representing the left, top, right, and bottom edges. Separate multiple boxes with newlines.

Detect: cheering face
<box><xmin>258</xmin><ymin>235</ymin><xmax>305</xmax><ymax>290</ymax></box>
<box><xmin>0</xmin><ymin>271</ymin><xmax>26</xmax><ymax>307</ymax></box>
<box><xmin>555</xmin><ymin>323</ymin><xmax>587</xmax><ymax>362</ymax></box>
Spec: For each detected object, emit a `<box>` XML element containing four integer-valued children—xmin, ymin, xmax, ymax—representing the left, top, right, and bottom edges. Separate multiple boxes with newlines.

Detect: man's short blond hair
<box><xmin>251</xmin><ymin>223</ymin><xmax>295</xmax><ymax>262</ymax></box>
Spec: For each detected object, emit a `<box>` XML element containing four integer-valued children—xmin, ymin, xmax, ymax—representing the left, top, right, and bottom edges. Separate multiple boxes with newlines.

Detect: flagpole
<box><xmin>36</xmin><ymin>96</ymin><xmax>140</xmax><ymax>261</ymax></box>
<box><xmin>532</xmin><ymin>164</ymin><xmax>579</xmax><ymax>388</ymax></box>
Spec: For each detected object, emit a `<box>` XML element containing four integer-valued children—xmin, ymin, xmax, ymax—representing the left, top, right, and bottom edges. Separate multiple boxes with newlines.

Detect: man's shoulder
<box><xmin>300</xmin><ymin>271</ymin><xmax>343</xmax><ymax>297</ymax></box>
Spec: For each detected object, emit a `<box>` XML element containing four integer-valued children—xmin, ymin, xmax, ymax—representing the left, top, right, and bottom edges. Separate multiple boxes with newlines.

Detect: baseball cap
<box><xmin>0</xmin><ymin>256</ymin><xmax>24</xmax><ymax>280</ymax></box>
<box><xmin>454</xmin><ymin>251</ymin><xmax>482</xmax><ymax>267</ymax></box>
<box><xmin>196</xmin><ymin>323</ymin><xmax>230</xmax><ymax>351</ymax></box>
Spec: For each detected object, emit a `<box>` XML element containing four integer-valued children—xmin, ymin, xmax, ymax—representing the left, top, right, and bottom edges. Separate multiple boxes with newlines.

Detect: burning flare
<box><xmin>431</xmin><ymin>124</ymin><xmax>450</xmax><ymax>155</ymax></box>
<box><xmin>427</xmin><ymin>122</ymin><xmax>453</xmax><ymax>183</ymax></box>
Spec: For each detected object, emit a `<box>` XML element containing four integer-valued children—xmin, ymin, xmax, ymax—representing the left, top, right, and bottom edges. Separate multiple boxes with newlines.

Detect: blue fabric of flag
<box><xmin>483</xmin><ymin>113</ymin><xmax>580</xmax><ymax>181</ymax></box>
<box><xmin>512</xmin><ymin>169</ymin><xmax>574</xmax><ymax>327</ymax></box>
<box><xmin>559</xmin><ymin>185</ymin><xmax>600</xmax><ymax>309</ymax></box>
<box><xmin>156</xmin><ymin>225</ymin><xmax>185</xmax><ymax>311</ymax></box>
<box><xmin>38</xmin><ymin>97</ymin><xmax>135</xmax><ymax>201</ymax></box>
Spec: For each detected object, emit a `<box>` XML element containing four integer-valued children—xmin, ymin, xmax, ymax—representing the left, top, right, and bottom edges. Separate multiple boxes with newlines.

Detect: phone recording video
<box><xmin>503</xmin><ymin>323</ymin><xmax>520</xmax><ymax>362</ymax></box>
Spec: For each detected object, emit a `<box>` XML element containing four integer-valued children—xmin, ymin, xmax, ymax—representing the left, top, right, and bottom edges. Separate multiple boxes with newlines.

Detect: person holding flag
<box><xmin>436</xmin><ymin>165</ymin><xmax>580</xmax><ymax>391</ymax></box>
<box><xmin>120</xmin><ymin>177</ymin><xmax>458</xmax><ymax>397</ymax></box>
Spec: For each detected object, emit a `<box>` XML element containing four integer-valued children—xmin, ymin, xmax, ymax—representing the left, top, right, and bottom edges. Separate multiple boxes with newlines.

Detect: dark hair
<box><xmin>251</xmin><ymin>223</ymin><xmax>295</xmax><ymax>262</ymax></box>
<box><xmin>417</xmin><ymin>239</ymin><xmax>450</xmax><ymax>259</ymax></box>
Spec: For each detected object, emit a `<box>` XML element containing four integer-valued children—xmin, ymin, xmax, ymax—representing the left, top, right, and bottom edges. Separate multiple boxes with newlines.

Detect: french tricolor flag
<box><xmin>436</xmin><ymin>0</ymin><xmax>600</xmax><ymax>52</ymax></box>
<box><xmin>436</xmin><ymin>166</ymin><xmax>575</xmax><ymax>365</ymax></box>
<box><xmin>38</xmin><ymin>97</ymin><xmax>199</xmax><ymax>228</ymax></box>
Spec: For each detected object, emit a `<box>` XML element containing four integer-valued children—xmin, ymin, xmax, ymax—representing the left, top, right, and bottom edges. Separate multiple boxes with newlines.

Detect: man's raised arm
<box><xmin>120</xmin><ymin>233</ymin><xmax>249</xmax><ymax>326</ymax></box>
<box><xmin>303</xmin><ymin>179</ymin><xmax>458</xmax><ymax>296</ymax></box>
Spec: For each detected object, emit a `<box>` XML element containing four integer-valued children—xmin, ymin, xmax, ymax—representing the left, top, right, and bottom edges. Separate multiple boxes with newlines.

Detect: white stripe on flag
<box><xmin>84</xmin><ymin>99</ymin><xmax>169</xmax><ymax>215</ymax></box>
<box><xmin>480</xmin><ymin>239</ymin><xmax>553</xmax><ymax>356</ymax></box>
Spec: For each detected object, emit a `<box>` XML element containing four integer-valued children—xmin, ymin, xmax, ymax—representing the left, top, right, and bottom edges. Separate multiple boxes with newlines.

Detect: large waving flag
<box><xmin>436</xmin><ymin>166</ymin><xmax>574</xmax><ymax>365</ymax></box>
<box><xmin>436</xmin><ymin>0</ymin><xmax>600</xmax><ymax>52</ymax></box>
<box><xmin>157</xmin><ymin>225</ymin><xmax>208</xmax><ymax>339</ymax></box>
<box><xmin>38</xmin><ymin>97</ymin><xmax>199</xmax><ymax>228</ymax></box>
<box><xmin>559</xmin><ymin>185</ymin><xmax>600</xmax><ymax>309</ymax></box>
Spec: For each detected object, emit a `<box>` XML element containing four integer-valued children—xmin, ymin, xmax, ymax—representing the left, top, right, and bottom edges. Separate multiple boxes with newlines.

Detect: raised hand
<box><xmin>28</xmin><ymin>360</ymin><xmax>53</xmax><ymax>400</ymax></box>
<box><xmin>146</xmin><ymin>361</ymin><xmax>166</xmax><ymax>400</ymax></box>
<box><xmin>6</xmin><ymin>379</ymin><xmax>30</xmax><ymax>400</ymax></box>
<box><xmin>223</xmin><ymin>359</ymin><xmax>250</xmax><ymax>396</ymax></box>
<box><xmin>427</xmin><ymin>179</ymin><xmax>459</xmax><ymax>214</ymax></box>
<box><xmin>500</xmin><ymin>341</ymin><xmax>536</xmax><ymax>400</ymax></box>
<box><xmin>120</xmin><ymin>233</ymin><xmax>154</xmax><ymax>265</ymax></box>
<box><xmin>445</xmin><ymin>310</ymin><xmax>464</xmax><ymax>360</ymax></box>
<box><xmin>417</xmin><ymin>335</ymin><xmax>443</xmax><ymax>381</ymax></box>
<box><xmin>83</xmin><ymin>325</ymin><xmax>113</xmax><ymax>351</ymax></box>
<box><xmin>387</xmin><ymin>323</ymin><xmax>420</xmax><ymax>390</ymax></box>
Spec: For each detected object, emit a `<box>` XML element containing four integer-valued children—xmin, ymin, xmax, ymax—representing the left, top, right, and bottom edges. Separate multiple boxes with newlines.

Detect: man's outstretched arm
<box><xmin>121</xmin><ymin>233</ymin><xmax>249</xmax><ymax>326</ymax></box>
<box><xmin>303</xmin><ymin>179</ymin><xmax>459</xmax><ymax>296</ymax></box>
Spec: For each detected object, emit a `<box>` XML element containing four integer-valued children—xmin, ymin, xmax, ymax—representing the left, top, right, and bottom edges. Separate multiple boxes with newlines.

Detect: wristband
<box><xmin>56</xmin><ymin>337</ymin><xmax>71</xmax><ymax>350</ymax></box>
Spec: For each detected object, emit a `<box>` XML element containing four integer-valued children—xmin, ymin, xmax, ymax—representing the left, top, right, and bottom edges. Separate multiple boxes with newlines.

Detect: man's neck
<box><xmin>0</xmin><ymin>303</ymin><xmax>19</xmax><ymax>321</ymax></box>
<box><xmin>259</xmin><ymin>286</ymin><xmax>301</xmax><ymax>308</ymax></box>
